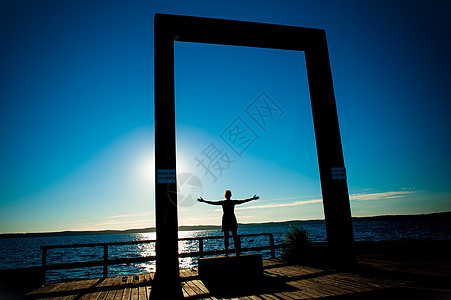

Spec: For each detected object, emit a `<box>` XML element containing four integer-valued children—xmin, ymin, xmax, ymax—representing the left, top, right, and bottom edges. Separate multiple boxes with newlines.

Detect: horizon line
<box><xmin>1</xmin><ymin>211</ymin><xmax>449</xmax><ymax>236</ymax></box>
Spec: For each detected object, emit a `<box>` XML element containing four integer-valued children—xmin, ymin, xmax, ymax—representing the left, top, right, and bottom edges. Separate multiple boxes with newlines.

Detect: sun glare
<box><xmin>136</xmin><ymin>151</ymin><xmax>193</xmax><ymax>185</ymax></box>
<box><xmin>135</xmin><ymin>154</ymin><xmax>154</xmax><ymax>184</ymax></box>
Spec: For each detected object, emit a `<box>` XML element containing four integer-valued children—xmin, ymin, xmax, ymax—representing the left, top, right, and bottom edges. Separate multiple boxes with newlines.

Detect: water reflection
<box><xmin>5</xmin><ymin>217</ymin><xmax>447</xmax><ymax>283</ymax></box>
<box><xmin>178</xmin><ymin>231</ymin><xmax>207</xmax><ymax>269</ymax></box>
<box><xmin>134</xmin><ymin>233</ymin><xmax>156</xmax><ymax>274</ymax></box>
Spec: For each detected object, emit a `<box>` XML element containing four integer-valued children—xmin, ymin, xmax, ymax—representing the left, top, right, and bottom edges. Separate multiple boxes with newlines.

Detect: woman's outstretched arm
<box><xmin>197</xmin><ymin>197</ymin><xmax>223</xmax><ymax>205</ymax></box>
<box><xmin>235</xmin><ymin>194</ymin><xmax>259</xmax><ymax>205</ymax></box>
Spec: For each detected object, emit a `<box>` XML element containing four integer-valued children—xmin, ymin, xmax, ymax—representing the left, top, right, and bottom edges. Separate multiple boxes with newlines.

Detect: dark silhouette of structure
<box><xmin>198</xmin><ymin>190</ymin><xmax>259</xmax><ymax>255</ymax></box>
<box><xmin>154</xmin><ymin>13</ymin><xmax>353</xmax><ymax>298</ymax></box>
<box><xmin>198</xmin><ymin>253</ymin><xmax>264</xmax><ymax>296</ymax></box>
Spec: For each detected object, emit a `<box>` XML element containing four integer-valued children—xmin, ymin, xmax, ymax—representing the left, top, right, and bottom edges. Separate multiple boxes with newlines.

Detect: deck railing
<box><xmin>40</xmin><ymin>233</ymin><xmax>281</xmax><ymax>283</ymax></box>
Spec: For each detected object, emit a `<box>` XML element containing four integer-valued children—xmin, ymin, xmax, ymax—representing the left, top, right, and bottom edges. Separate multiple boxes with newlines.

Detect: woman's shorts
<box><xmin>222</xmin><ymin>216</ymin><xmax>237</xmax><ymax>232</ymax></box>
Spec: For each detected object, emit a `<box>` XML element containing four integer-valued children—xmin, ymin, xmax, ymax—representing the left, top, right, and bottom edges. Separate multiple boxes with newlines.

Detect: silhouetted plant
<box><xmin>282</xmin><ymin>225</ymin><xmax>313</xmax><ymax>263</ymax></box>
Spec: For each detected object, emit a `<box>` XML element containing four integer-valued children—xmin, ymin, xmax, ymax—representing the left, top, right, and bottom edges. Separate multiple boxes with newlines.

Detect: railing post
<box><xmin>269</xmin><ymin>233</ymin><xmax>275</xmax><ymax>259</ymax></box>
<box><xmin>198</xmin><ymin>238</ymin><xmax>204</xmax><ymax>258</ymax></box>
<box><xmin>103</xmin><ymin>245</ymin><xmax>108</xmax><ymax>278</ymax></box>
<box><xmin>41</xmin><ymin>248</ymin><xmax>47</xmax><ymax>285</ymax></box>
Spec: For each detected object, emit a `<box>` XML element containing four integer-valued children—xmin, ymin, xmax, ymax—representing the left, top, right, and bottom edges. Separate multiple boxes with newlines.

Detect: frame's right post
<box><xmin>305</xmin><ymin>31</ymin><xmax>354</xmax><ymax>263</ymax></box>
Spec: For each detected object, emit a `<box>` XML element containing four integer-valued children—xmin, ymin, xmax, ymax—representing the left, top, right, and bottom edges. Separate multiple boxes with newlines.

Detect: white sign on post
<box><xmin>157</xmin><ymin>169</ymin><xmax>176</xmax><ymax>183</ymax></box>
<box><xmin>331</xmin><ymin>167</ymin><xmax>346</xmax><ymax>180</ymax></box>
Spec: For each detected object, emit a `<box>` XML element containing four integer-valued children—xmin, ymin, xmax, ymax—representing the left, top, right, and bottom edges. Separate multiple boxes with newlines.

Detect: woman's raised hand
<box><xmin>252</xmin><ymin>194</ymin><xmax>259</xmax><ymax>200</ymax></box>
<box><xmin>197</xmin><ymin>197</ymin><xmax>204</xmax><ymax>202</ymax></box>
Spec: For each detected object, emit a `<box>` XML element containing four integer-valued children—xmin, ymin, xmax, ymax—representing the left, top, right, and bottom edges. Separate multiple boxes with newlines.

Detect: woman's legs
<box><xmin>224</xmin><ymin>230</ymin><xmax>229</xmax><ymax>256</ymax></box>
<box><xmin>231</xmin><ymin>229</ymin><xmax>241</xmax><ymax>255</ymax></box>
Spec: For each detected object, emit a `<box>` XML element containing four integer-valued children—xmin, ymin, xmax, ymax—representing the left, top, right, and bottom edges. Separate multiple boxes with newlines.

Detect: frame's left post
<box><xmin>151</xmin><ymin>13</ymin><xmax>182</xmax><ymax>299</ymax></box>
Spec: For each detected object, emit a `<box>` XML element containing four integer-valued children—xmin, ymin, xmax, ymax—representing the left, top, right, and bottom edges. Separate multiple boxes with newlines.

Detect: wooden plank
<box><xmin>181</xmin><ymin>285</ymin><xmax>189</xmax><ymax>298</ymax></box>
<box><xmin>119</xmin><ymin>276</ymin><xmax>128</xmax><ymax>286</ymax></box>
<box><xmin>112</xmin><ymin>276</ymin><xmax>124</xmax><ymax>288</ymax></box>
<box><xmin>179</xmin><ymin>269</ymin><xmax>190</xmax><ymax>278</ymax></box>
<box><xmin>334</xmin><ymin>278</ymin><xmax>385</xmax><ymax>293</ymax></box>
<box><xmin>304</xmin><ymin>273</ymin><xmax>352</xmax><ymax>293</ymax></box>
<box><xmin>327</xmin><ymin>274</ymin><xmax>384</xmax><ymax>292</ymax></box>
<box><xmin>96</xmin><ymin>290</ymin><xmax>109</xmax><ymax>300</ymax></box>
<box><xmin>247</xmin><ymin>295</ymin><xmax>266</xmax><ymax>300</ymax></box>
<box><xmin>130</xmin><ymin>287</ymin><xmax>139</xmax><ymax>299</ymax></box>
<box><xmin>181</xmin><ymin>281</ymin><xmax>197</xmax><ymax>298</ymax></box>
<box><xmin>191</xmin><ymin>279</ymin><xmax>210</xmax><ymax>294</ymax></box>
<box><xmin>258</xmin><ymin>294</ymin><xmax>280</xmax><ymax>300</ymax></box>
<box><xmin>287</xmin><ymin>289</ymin><xmax>312</xmax><ymax>299</ymax></box>
<box><xmin>185</xmin><ymin>280</ymin><xmax>205</xmax><ymax>296</ymax></box>
<box><xmin>283</xmin><ymin>291</ymin><xmax>307</xmax><ymax>299</ymax></box>
<box><xmin>297</xmin><ymin>280</ymin><xmax>333</xmax><ymax>298</ymax></box>
<box><xmin>97</xmin><ymin>277</ymin><xmax>115</xmax><ymax>288</ymax></box>
<box><xmin>138</xmin><ymin>273</ymin><xmax>146</xmax><ymax>284</ymax></box>
<box><xmin>46</xmin><ymin>282</ymin><xmax>71</xmax><ymax>295</ymax></box>
<box><xmin>80</xmin><ymin>291</ymin><xmax>101</xmax><ymax>300</ymax></box>
<box><xmin>36</xmin><ymin>296</ymin><xmax>67</xmax><ymax>300</ymax></box>
<box><xmin>185</xmin><ymin>268</ymin><xmax>199</xmax><ymax>277</ymax></box>
<box><xmin>79</xmin><ymin>293</ymin><xmax>93</xmax><ymax>300</ymax></box>
<box><xmin>121</xmin><ymin>287</ymin><xmax>131</xmax><ymax>300</ymax></box>
<box><xmin>138</xmin><ymin>286</ymin><xmax>147</xmax><ymax>300</ymax></box>
<box><xmin>83</xmin><ymin>278</ymin><xmax>103</xmax><ymax>289</ymax></box>
<box><xmin>59</xmin><ymin>279</ymin><xmax>84</xmax><ymax>294</ymax></box>
<box><xmin>67</xmin><ymin>293</ymin><xmax>84</xmax><ymax>300</ymax></box>
<box><xmin>27</xmin><ymin>282</ymin><xmax>62</xmax><ymax>296</ymax></box>
<box><xmin>281</xmin><ymin>290</ymin><xmax>310</xmax><ymax>299</ymax></box>
<box><xmin>265</xmin><ymin>265</ymin><xmax>321</xmax><ymax>278</ymax></box>
<box><xmin>338</xmin><ymin>272</ymin><xmax>398</xmax><ymax>289</ymax></box>
<box><xmin>271</xmin><ymin>292</ymin><xmax>297</xmax><ymax>300</ymax></box>
<box><xmin>286</xmin><ymin>280</ymin><xmax>322</xmax><ymax>298</ymax></box>
<box><xmin>307</xmin><ymin>275</ymin><xmax>352</xmax><ymax>296</ymax></box>
<box><xmin>144</xmin><ymin>273</ymin><xmax>152</xmax><ymax>282</ymax></box>
<box><xmin>283</xmin><ymin>265</ymin><xmax>322</xmax><ymax>277</ymax></box>
<box><xmin>301</xmin><ymin>278</ymin><xmax>346</xmax><ymax>298</ymax></box>
<box><xmin>104</xmin><ymin>289</ymin><xmax>118</xmax><ymax>300</ymax></box>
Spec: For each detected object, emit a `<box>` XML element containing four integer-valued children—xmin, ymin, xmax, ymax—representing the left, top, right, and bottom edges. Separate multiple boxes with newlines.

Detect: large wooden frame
<box><xmin>154</xmin><ymin>13</ymin><xmax>353</xmax><ymax>298</ymax></box>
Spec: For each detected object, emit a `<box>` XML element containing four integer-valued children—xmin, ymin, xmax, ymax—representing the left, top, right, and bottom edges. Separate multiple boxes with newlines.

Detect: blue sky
<box><xmin>0</xmin><ymin>0</ymin><xmax>450</xmax><ymax>233</ymax></box>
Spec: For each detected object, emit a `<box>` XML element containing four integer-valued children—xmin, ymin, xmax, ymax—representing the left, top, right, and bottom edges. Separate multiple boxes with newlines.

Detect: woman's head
<box><xmin>224</xmin><ymin>189</ymin><xmax>232</xmax><ymax>199</ymax></box>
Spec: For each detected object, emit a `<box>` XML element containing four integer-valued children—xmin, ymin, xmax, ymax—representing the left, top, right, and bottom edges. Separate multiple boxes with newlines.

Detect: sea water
<box><xmin>0</xmin><ymin>216</ymin><xmax>449</xmax><ymax>282</ymax></box>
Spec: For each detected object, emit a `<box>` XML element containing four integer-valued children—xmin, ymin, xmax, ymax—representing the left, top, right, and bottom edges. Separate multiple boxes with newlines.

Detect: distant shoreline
<box><xmin>1</xmin><ymin>211</ymin><xmax>450</xmax><ymax>239</ymax></box>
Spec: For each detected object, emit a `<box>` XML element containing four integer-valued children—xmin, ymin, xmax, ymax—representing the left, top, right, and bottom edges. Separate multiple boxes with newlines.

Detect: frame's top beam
<box><xmin>155</xmin><ymin>13</ymin><xmax>325</xmax><ymax>51</ymax></box>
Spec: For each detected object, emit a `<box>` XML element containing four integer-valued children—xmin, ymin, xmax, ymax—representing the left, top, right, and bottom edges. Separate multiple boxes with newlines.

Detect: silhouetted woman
<box><xmin>198</xmin><ymin>190</ymin><xmax>259</xmax><ymax>256</ymax></box>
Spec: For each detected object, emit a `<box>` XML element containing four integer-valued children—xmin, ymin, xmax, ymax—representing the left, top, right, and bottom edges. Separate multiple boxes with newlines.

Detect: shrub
<box><xmin>282</xmin><ymin>225</ymin><xmax>313</xmax><ymax>263</ymax></box>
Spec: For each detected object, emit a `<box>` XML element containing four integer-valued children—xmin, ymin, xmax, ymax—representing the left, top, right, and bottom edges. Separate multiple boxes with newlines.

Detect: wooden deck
<box><xmin>26</xmin><ymin>256</ymin><xmax>451</xmax><ymax>300</ymax></box>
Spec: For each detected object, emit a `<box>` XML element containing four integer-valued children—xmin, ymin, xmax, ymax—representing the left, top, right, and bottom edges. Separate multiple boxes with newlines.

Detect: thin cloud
<box><xmin>234</xmin><ymin>189</ymin><xmax>416</xmax><ymax>210</ymax></box>
<box><xmin>103</xmin><ymin>211</ymin><xmax>153</xmax><ymax>219</ymax></box>
<box><xmin>236</xmin><ymin>198</ymin><xmax>322</xmax><ymax>210</ymax></box>
<box><xmin>89</xmin><ymin>219</ymin><xmax>151</xmax><ymax>227</ymax></box>
<box><xmin>349</xmin><ymin>190</ymin><xmax>415</xmax><ymax>201</ymax></box>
